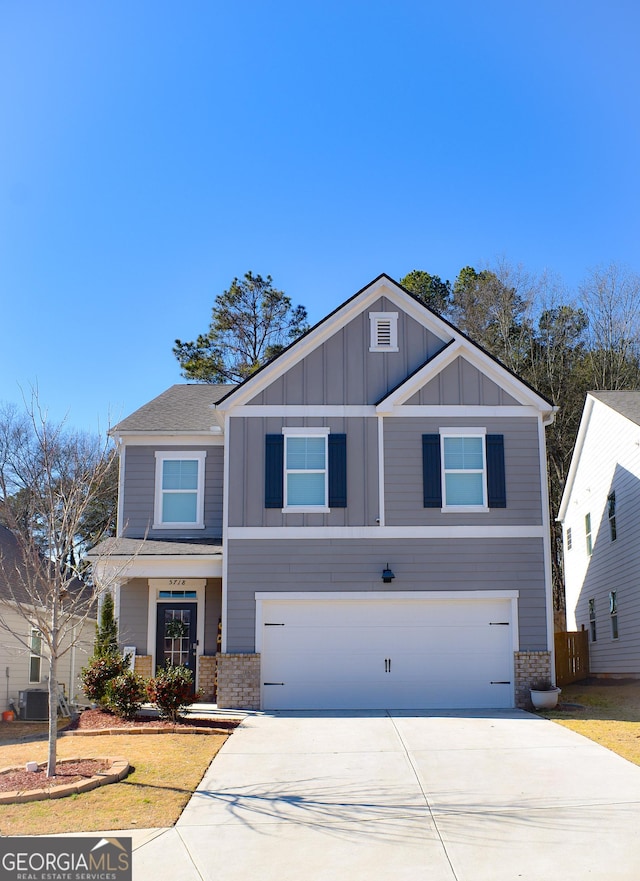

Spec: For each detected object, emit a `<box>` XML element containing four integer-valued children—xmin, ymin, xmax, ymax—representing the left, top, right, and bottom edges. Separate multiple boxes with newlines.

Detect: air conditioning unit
<box><xmin>19</xmin><ymin>689</ymin><xmax>48</xmax><ymax>721</ymax></box>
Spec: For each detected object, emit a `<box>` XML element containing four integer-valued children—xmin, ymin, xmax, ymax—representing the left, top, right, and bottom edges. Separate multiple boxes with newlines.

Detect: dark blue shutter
<box><xmin>422</xmin><ymin>434</ymin><xmax>442</xmax><ymax>507</ymax></box>
<box><xmin>265</xmin><ymin>434</ymin><xmax>284</xmax><ymax>508</ymax></box>
<box><xmin>486</xmin><ymin>434</ymin><xmax>506</xmax><ymax>508</ymax></box>
<box><xmin>328</xmin><ymin>434</ymin><xmax>347</xmax><ymax>508</ymax></box>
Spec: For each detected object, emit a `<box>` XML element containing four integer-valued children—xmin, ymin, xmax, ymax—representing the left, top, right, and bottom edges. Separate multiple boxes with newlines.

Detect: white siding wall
<box><xmin>563</xmin><ymin>399</ymin><xmax>640</xmax><ymax>674</ymax></box>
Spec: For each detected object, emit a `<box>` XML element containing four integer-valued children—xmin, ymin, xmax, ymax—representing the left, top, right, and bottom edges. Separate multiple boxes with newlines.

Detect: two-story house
<box><xmin>559</xmin><ymin>391</ymin><xmax>640</xmax><ymax>678</ymax></box>
<box><xmin>91</xmin><ymin>274</ymin><xmax>556</xmax><ymax>710</ymax></box>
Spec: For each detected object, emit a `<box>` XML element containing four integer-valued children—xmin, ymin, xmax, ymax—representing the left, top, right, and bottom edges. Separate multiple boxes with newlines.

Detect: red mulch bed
<box><xmin>63</xmin><ymin>708</ymin><xmax>241</xmax><ymax>733</ymax></box>
<box><xmin>0</xmin><ymin>759</ymin><xmax>109</xmax><ymax>793</ymax></box>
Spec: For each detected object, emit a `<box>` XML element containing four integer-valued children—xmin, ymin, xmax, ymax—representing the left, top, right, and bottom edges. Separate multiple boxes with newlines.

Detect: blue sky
<box><xmin>1</xmin><ymin>1</ymin><xmax>639</xmax><ymax>432</ymax></box>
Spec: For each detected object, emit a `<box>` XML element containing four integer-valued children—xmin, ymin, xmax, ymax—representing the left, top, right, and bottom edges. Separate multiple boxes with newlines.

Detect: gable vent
<box><xmin>369</xmin><ymin>312</ymin><xmax>399</xmax><ymax>352</ymax></box>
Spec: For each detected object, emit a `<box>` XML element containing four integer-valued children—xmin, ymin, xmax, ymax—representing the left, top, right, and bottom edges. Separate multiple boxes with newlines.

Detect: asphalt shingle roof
<box><xmin>89</xmin><ymin>537</ymin><xmax>223</xmax><ymax>557</ymax></box>
<box><xmin>112</xmin><ymin>384</ymin><xmax>236</xmax><ymax>433</ymax></box>
<box><xmin>590</xmin><ymin>391</ymin><xmax>640</xmax><ymax>427</ymax></box>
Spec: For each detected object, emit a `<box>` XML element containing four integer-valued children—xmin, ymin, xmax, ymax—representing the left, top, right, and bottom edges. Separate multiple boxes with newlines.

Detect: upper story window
<box><xmin>283</xmin><ymin>428</ymin><xmax>330</xmax><ymax>512</ymax></box>
<box><xmin>265</xmin><ymin>431</ymin><xmax>347</xmax><ymax>511</ymax></box>
<box><xmin>422</xmin><ymin>430</ymin><xmax>506</xmax><ymax>511</ymax></box>
<box><xmin>608</xmin><ymin>492</ymin><xmax>617</xmax><ymax>541</ymax></box>
<box><xmin>585</xmin><ymin>512</ymin><xmax>593</xmax><ymax>556</ymax></box>
<box><xmin>154</xmin><ymin>451</ymin><xmax>206</xmax><ymax>529</ymax></box>
<box><xmin>369</xmin><ymin>312</ymin><xmax>399</xmax><ymax>352</ymax></box>
<box><xmin>566</xmin><ymin>527</ymin><xmax>573</xmax><ymax>550</ymax></box>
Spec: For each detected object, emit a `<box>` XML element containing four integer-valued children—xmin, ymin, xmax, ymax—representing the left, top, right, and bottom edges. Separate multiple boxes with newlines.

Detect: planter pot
<box><xmin>530</xmin><ymin>687</ymin><xmax>561</xmax><ymax>710</ymax></box>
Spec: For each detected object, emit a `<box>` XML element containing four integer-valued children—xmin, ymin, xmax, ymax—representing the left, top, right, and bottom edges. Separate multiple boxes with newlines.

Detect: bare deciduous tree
<box><xmin>0</xmin><ymin>395</ymin><xmax>119</xmax><ymax>776</ymax></box>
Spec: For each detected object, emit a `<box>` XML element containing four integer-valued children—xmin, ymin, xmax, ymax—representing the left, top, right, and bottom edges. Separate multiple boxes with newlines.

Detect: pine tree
<box><xmin>94</xmin><ymin>591</ymin><xmax>119</xmax><ymax>658</ymax></box>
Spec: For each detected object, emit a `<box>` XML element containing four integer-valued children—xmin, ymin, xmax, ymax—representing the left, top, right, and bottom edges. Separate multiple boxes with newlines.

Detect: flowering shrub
<box><xmin>80</xmin><ymin>654</ymin><xmax>130</xmax><ymax>707</ymax></box>
<box><xmin>147</xmin><ymin>664</ymin><xmax>197</xmax><ymax>723</ymax></box>
<box><xmin>105</xmin><ymin>671</ymin><xmax>147</xmax><ymax>720</ymax></box>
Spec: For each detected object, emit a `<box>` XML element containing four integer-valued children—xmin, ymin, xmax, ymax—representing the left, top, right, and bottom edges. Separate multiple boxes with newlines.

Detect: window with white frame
<box><xmin>29</xmin><ymin>629</ymin><xmax>42</xmax><ymax>683</ymax></box>
<box><xmin>283</xmin><ymin>428</ymin><xmax>329</xmax><ymax>510</ymax></box>
<box><xmin>154</xmin><ymin>451</ymin><xmax>206</xmax><ymax>528</ymax></box>
<box><xmin>566</xmin><ymin>527</ymin><xmax>572</xmax><ymax>550</ymax></box>
<box><xmin>369</xmin><ymin>312</ymin><xmax>399</xmax><ymax>352</ymax></box>
<box><xmin>440</xmin><ymin>430</ymin><xmax>487</xmax><ymax>509</ymax></box>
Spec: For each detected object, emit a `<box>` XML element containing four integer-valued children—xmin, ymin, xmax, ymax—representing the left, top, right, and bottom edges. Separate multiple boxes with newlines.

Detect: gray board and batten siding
<box><xmin>121</xmin><ymin>444</ymin><xmax>224</xmax><ymax>540</ymax></box>
<box><xmin>245</xmin><ymin>297</ymin><xmax>448</xmax><ymax>407</ymax></box>
<box><xmin>225</xmin><ymin>538</ymin><xmax>547</xmax><ymax>654</ymax></box>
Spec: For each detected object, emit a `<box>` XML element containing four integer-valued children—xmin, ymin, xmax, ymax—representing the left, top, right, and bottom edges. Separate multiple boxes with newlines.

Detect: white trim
<box><xmin>557</xmin><ymin>394</ymin><xmax>596</xmax><ymax>522</ymax></box>
<box><xmin>376</xmin><ymin>343</ymin><xmax>555</xmax><ymax>415</ymax></box>
<box><xmin>369</xmin><ymin>311</ymin><xmax>399</xmax><ymax>352</ymax></box>
<box><xmin>377</xmin><ymin>416</ymin><xmax>385</xmax><ymax>526</ymax></box>
<box><xmin>233</xmin><ymin>406</ymin><xmax>375</xmax><ymax>416</ymax></box>
<box><xmin>116</xmin><ymin>441</ymin><xmax>125</xmax><ymax>538</ymax></box>
<box><xmin>113</xmin><ymin>433</ymin><xmax>224</xmax><ymax>446</ymax></box>
<box><xmin>216</xmin><ymin>277</ymin><xmax>456</xmax><ymax>410</ymax></box>
<box><xmin>221</xmin><ymin>411</ymin><xmax>230</xmax><ymax>653</ymax></box>
<box><xmin>440</xmin><ymin>429</ymin><xmax>488</xmax><ymax>512</ymax></box>
<box><xmin>228</xmin><ymin>525</ymin><xmax>545</xmax><ymax>540</ymax></box>
<box><xmin>538</xmin><ymin>416</ymin><xmax>556</xmax><ymax>661</ymax></box>
<box><xmin>282</xmin><ymin>430</ymin><xmax>329</xmax><ymax>511</ymax></box>
<box><xmin>153</xmin><ymin>450</ymin><xmax>206</xmax><ymax>530</ymax></box>
<box><xmin>95</xmin><ymin>555</ymin><xmax>222</xmax><ymax>581</ymax></box>
<box><xmin>282</xmin><ymin>426</ymin><xmax>331</xmax><ymax>436</ymax></box>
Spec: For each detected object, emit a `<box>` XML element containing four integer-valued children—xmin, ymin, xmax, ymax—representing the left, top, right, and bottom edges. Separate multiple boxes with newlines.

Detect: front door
<box><xmin>155</xmin><ymin>603</ymin><xmax>197</xmax><ymax>683</ymax></box>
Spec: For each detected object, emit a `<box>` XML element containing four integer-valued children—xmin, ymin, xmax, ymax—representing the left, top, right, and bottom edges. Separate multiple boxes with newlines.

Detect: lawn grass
<box><xmin>539</xmin><ymin>678</ymin><xmax>640</xmax><ymax>766</ymax></box>
<box><xmin>0</xmin><ymin>730</ymin><xmax>227</xmax><ymax>835</ymax></box>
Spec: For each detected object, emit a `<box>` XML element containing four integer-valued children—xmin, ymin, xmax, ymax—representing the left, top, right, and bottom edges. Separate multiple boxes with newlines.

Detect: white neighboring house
<box><xmin>0</xmin><ymin>525</ymin><xmax>95</xmax><ymax>713</ymax></box>
<box><xmin>559</xmin><ymin>391</ymin><xmax>640</xmax><ymax>677</ymax></box>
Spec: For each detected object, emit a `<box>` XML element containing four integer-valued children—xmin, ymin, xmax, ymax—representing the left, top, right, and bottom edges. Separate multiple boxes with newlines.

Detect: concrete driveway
<box><xmin>133</xmin><ymin>710</ymin><xmax>640</xmax><ymax>880</ymax></box>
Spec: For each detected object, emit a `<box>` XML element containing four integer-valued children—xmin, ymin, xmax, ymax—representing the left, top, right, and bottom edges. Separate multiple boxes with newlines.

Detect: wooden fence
<box><xmin>555</xmin><ymin>630</ymin><xmax>590</xmax><ymax>686</ymax></box>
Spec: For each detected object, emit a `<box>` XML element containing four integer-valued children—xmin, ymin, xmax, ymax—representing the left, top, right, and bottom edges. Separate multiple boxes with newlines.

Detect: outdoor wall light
<box><xmin>381</xmin><ymin>564</ymin><xmax>395</xmax><ymax>584</ymax></box>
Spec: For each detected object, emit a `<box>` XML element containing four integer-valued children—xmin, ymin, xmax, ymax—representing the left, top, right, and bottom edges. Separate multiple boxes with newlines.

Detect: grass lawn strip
<box><xmin>0</xmin><ymin>732</ymin><xmax>228</xmax><ymax>835</ymax></box>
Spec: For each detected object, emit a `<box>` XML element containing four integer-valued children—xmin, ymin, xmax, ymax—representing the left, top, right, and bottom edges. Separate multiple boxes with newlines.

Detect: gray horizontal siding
<box><xmin>118</xmin><ymin>578</ymin><xmax>149</xmax><ymax>654</ymax></box>
<box><xmin>122</xmin><ymin>445</ymin><xmax>224</xmax><ymax>539</ymax></box>
<box><xmin>247</xmin><ymin>296</ymin><xmax>448</xmax><ymax>406</ymax></box>
<box><xmin>226</xmin><ymin>537</ymin><xmax>547</xmax><ymax>654</ymax></box>
<box><xmin>385</xmin><ymin>416</ymin><xmax>543</xmax><ymax>526</ymax></box>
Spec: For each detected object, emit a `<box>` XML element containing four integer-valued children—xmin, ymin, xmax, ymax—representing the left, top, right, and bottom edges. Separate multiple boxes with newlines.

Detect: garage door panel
<box><xmin>260</xmin><ymin>597</ymin><xmax>515</xmax><ymax>710</ymax></box>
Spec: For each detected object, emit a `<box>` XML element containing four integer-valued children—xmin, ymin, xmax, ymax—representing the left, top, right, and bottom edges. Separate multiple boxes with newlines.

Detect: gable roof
<box><xmin>112</xmin><ymin>384</ymin><xmax>235</xmax><ymax>434</ymax></box>
<box><xmin>216</xmin><ymin>273</ymin><xmax>555</xmax><ymax>414</ymax></box>
<box><xmin>558</xmin><ymin>390</ymin><xmax>640</xmax><ymax>522</ymax></box>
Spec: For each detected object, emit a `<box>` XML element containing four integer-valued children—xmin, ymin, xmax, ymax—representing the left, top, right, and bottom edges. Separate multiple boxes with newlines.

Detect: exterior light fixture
<box><xmin>382</xmin><ymin>564</ymin><xmax>395</xmax><ymax>584</ymax></box>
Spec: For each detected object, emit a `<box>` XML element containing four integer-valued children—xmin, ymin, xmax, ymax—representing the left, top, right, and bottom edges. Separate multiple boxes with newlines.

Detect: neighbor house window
<box><xmin>29</xmin><ymin>629</ymin><xmax>42</xmax><ymax>683</ymax></box>
<box><xmin>283</xmin><ymin>429</ymin><xmax>329</xmax><ymax>511</ymax></box>
<box><xmin>608</xmin><ymin>492</ymin><xmax>617</xmax><ymax>541</ymax></box>
<box><xmin>369</xmin><ymin>312</ymin><xmax>399</xmax><ymax>352</ymax></box>
<box><xmin>585</xmin><ymin>513</ymin><xmax>593</xmax><ymax>556</ymax></box>
<box><xmin>154</xmin><ymin>451</ymin><xmax>206</xmax><ymax>528</ymax></box>
<box><xmin>588</xmin><ymin>598</ymin><xmax>597</xmax><ymax>642</ymax></box>
<box><xmin>441</xmin><ymin>431</ymin><xmax>487</xmax><ymax>509</ymax></box>
<box><xmin>566</xmin><ymin>527</ymin><xmax>572</xmax><ymax>550</ymax></box>
<box><xmin>609</xmin><ymin>590</ymin><xmax>619</xmax><ymax>639</ymax></box>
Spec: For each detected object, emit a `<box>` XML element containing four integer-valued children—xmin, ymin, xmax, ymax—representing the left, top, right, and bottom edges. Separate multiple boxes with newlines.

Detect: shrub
<box><xmin>81</xmin><ymin>654</ymin><xmax>130</xmax><ymax>707</ymax></box>
<box><xmin>147</xmin><ymin>664</ymin><xmax>197</xmax><ymax>723</ymax></box>
<box><xmin>105</xmin><ymin>671</ymin><xmax>147</xmax><ymax>720</ymax></box>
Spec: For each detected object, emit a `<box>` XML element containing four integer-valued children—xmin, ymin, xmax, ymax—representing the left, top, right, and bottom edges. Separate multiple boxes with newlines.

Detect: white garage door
<box><xmin>258</xmin><ymin>594</ymin><xmax>515</xmax><ymax>710</ymax></box>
